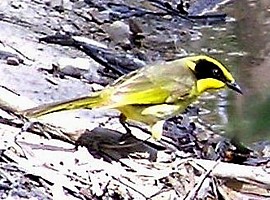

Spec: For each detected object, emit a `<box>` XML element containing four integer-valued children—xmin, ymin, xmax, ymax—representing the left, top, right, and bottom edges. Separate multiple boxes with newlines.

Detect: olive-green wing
<box><xmin>108</xmin><ymin>59</ymin><xmax>196</xmax><ymax>106</ymax></box>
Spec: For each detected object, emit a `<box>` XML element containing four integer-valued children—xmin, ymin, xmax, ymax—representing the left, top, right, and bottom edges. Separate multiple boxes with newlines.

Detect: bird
<box><xmin>22</xmin><ymin>55</ymin><xmax>242</xmax><ymax>140</ymax></box>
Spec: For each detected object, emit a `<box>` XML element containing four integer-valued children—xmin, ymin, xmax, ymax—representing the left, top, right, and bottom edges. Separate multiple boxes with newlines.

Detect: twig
<box><xmin>0</xmin><ymin>40</ymin><xmax>33</xmax><ymax>61</ymax></box>
<box><xmin>184</xmin><ymin>160</ymin><xmax>220</xmax><ymax>199</ymax></box>
<box><xmin>189</xmin><ymin>158</ymin><xmax>270</xmax><ymax>188</ymax></box>
<box><xmin>111</xmin><ymin>176</ymin><xmax>148</xmax><ymax>199</ymax></box>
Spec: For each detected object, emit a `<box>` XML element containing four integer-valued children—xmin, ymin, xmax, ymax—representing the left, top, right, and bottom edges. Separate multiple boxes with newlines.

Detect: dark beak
<box><xmin>226</xmin><ymin>81</ymin><xmax>243</xmax><ymax>94</ymax></box>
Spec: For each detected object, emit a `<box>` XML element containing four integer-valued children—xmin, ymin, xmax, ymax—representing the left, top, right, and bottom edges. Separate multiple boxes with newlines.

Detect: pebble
<box><xmin>6</xmin><ymin>57</ymin><xmax>20</xmax><ymax>66</ymax></box>
<box><xmin>105</xmin><ymin>21</ymin><xmax>130</xmax><ymax>45</ymax></box>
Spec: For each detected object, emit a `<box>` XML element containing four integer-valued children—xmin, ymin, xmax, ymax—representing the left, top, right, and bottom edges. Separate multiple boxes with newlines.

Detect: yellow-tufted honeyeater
<box><xmin>22</xmin><ymin>55</ymin><xmax>242</xmax><ymax>140</ymax></box>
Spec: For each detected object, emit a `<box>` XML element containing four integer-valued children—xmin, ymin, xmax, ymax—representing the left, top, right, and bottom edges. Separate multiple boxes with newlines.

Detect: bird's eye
<box><xmin>212</xmin><ymin>69</ymin><xmax>221</xmax><ymax>77</ymax></box>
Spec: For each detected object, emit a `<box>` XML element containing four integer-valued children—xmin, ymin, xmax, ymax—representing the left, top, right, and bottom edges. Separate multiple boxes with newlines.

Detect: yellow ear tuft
<box><xmin>185</xmin><ymin>59</ymin><xmax>196</xmax><ymax>71</ymax></box>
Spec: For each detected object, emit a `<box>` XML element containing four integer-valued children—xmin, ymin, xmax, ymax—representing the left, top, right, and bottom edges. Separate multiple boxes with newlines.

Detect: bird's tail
<box><xmin>22</xmin><ymin>91</ymin><xmax>106</xmax><ymax>118</ymax></box>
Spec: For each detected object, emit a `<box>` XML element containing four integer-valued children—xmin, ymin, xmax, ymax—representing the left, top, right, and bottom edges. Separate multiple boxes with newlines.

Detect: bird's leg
<box><xmin>119</xmin><ymin>113</ymin><xmax>133</xmax><ymax>141</ymax></box>
<box><xmin>119</xmin><ymin>113</ymin><xmax>131</xmax><ymax>134</ymax></box>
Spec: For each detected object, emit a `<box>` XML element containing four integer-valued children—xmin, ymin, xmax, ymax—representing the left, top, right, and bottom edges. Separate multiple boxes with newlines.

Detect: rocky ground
<box><xmin>0</xmin><ymin>0</ymin><xmax>270</xmax><ymax>199</ymax></box>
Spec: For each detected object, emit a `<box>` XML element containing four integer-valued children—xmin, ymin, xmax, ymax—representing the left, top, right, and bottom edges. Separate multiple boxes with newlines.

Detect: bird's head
<box><xmin>185</xmin><ymin>55</ymin><xmax>242</xmax><ymax>94</ymax></box>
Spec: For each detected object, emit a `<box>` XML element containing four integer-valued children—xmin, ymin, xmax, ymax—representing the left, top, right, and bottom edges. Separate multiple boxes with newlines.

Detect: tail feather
<box><xmin>22</xmin><ymin>92</ymin><xmax>104</xmax><ymax>118</ymax></box>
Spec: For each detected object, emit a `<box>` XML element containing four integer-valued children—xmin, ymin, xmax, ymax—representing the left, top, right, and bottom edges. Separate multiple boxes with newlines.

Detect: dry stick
<box><xmin>0</xmin><ymin>40</ymin><xmax>34</xmax><ymax>61</ymax></box>
<box><xmin>192</xmin><ymin>159</ymin><xmax>270</xmax><ymax>187</ymax></box>
<box><xmin>184</xmin><ymin>160</ymin><xmax>221</xmax><ymax>200</ymax></box>
<box><xmin>111</xmin><ymin>175</ymin><xmax>148</xmax><ymax>199</ymax></box>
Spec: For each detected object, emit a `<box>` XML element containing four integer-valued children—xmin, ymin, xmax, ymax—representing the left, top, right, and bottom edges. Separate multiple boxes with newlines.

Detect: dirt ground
<box><xmin>0</xmin><ymin>0</ymin><xmax>270</xmax><ymax>199</ymax></box>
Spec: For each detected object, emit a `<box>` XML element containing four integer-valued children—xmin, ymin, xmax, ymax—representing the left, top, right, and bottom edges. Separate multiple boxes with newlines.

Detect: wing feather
<box><xmin>109</xmin><ymin>59</ymin><xmax>196</xmax><ymax>106</ymax></box>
